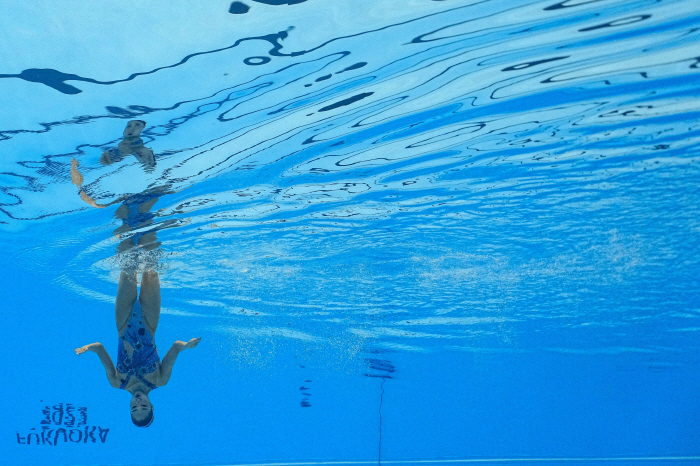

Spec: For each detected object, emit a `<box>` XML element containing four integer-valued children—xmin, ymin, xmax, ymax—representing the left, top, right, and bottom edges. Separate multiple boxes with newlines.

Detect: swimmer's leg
<box><xmin>138</xmin><ymin>196</ymin><xmax>159</xmax><ymax>214</ymax></box>
<box><xmin>116</xmin><ymin>237</ymin><xmax>137</xmax><ymax>254</ymax></box>
<box><xmin>112</xmin><ymin>203</ymin><xmax>133</xmax><ymax>237</ymax></box>
<box><xmin>115</xmin><ymin>229</ymin><xmax>160</xmax><ymax>254</ymax></box>
<box><xmin>116</xmin><ymin>271</ymin><xmax>137</xmax><ymax>337</ymax></box>
<box><xmin>139</xmin><ymin>270</ymin><xmax>161</xmax><ymax>335</ymax></box>
<box><xmin>137</xmin><ymin>231</ymin><xmax>161</xmax><ymax>251</ymax></box>
<box><xmin>114</xmin><ymin>203</ymin><xmax>129</xmax><ymax>220</ymax></box>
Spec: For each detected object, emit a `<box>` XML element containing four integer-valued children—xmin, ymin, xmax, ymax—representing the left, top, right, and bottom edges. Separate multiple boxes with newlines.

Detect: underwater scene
<box><xmin>1</xmin><ymin>0</ymin><xmax>699</xmax><ymax>465</ymax></box>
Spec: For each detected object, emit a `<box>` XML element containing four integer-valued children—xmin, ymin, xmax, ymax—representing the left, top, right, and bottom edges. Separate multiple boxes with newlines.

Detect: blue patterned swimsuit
<box><xmin>119</xmin><ymin>190</ymin><xmax>164</xmax><ymax>246</ymax></box>
<box><xmin>116</xmin><ymin>300</ymin><xmax>160</xmax><ymax>390</ymax></box>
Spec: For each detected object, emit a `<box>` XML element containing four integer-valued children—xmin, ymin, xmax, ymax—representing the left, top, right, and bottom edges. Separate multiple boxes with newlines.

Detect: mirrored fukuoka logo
<box><xmin>15</xmin><ymin>403</ymin><xmax>109</xmax><ymax>446</ymax></box>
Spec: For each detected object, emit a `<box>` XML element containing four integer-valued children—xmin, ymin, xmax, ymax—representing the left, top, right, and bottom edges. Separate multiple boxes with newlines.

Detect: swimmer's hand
<box><xmin>99</xmin><ymin>151</ymin><xmax>114</xmax><ymax>166</ymax></box>
<box><xmin>174</xmin><ymin>338</ymin><xmax>201</xmax><ymax>351</ymax></box>
<box><xmin>75</xmin><ymin>342</ymin><xmax>103</xmax><ymax>355</ymax></box>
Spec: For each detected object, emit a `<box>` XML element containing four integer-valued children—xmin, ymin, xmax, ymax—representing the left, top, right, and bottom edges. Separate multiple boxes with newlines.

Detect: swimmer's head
<box><xmin>130</xmin><ymin>392</ymin><xmax>154</xmax><ymax>428</ymax></box>
<box><xmin>123</xmin><ymin>120</ymin><xmax>147</xmax><ymax>138</ymax></box>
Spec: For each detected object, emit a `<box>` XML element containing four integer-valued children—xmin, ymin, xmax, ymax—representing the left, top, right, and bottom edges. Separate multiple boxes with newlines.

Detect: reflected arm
<box><xmin>70</xmin><ymin>158</ymin><xmax>124</xmax><ymax>209</ymax></box>
<box><xmin>75</xmin><ymin>342</ymin><xmax>120</xmax><ymax>389</ymax></box>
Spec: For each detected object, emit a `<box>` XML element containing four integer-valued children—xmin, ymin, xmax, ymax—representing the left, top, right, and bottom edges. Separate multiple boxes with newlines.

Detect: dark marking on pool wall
<box><xmin>579</xmin><ymin>15</ymin><xmax>651</xmax><ymax>32</ymax></box>
<box><xmin>502</xmin><ymin>56</ymin><xmax>569</xmax><ymax>71</ymax></box>
<box><xmin>315</xmin><ymin>74</ymin><xmax>332</xmax><ymax>82</ymax></box>
<box><xmin>319</xmin><ymin>92</ymin><xmax>374</xmax><ymax>112</ymax></box>
<box><xmin>229</xmin><ymin>2</ymin><xmax>250</xmax><ymax>14</ymax></box>
<box><xmin>365</xmin><ymin>358</ymin><xmax>395</xmax><ymax>378</ymax></box>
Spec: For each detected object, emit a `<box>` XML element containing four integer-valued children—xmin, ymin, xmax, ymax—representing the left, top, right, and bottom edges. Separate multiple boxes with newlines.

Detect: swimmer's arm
<box><xmin>70</xmin><ymin>158</ymin><xmax>125</xmax><ymax>209</ymax></box>
<box><xmin>75</xmin><ymin>342</ymin><xmax>121</xmax><ymax>389</ymax></box>
<box><xmin>156</xmin><ymin>338</ymin><xmax>202</xmax><ymax>387</ymax></box>
<box><xmin>78</xmin><ymin>191</ymin><xmax>126</xmax><ymax>209</ymax></box>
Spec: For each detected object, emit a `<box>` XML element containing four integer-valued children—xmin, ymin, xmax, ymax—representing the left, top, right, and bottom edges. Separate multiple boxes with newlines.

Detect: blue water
<box><xmin>2</xmin><ymin>0</ymin><xmax>699</xmax><ymax>465</ymax></box>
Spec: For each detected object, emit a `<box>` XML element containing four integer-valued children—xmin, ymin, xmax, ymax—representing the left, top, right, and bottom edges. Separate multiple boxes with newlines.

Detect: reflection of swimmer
<box><xmin>70</xmin><ymin>120</ymin><xmax>156</xmax><ymax>208</ymax></box>
<box><xmin>70</xmin><ymin>158</ymin><xmax>122</xmax><ymax>209</ymax></box>
<box><xmin>113</xmin><ymin>186</ymin><xmax>172</xmax><ymax>253</ymax></box>
<box><xmin>75</xmin><ymin>270</ymin><xmax>201</xmax><ymax>427</ymax></box>
<box><xmin>71</xmin><ymin>157</ymin><xmax>170</xmax><ymax>251</ymax></box>
<box><xmin>100</xmin><ymin>120</ymin><xmax>155</xmax><ymax>169</ymax></box>
<box><xmin>71</xmin><ymin>120</ymin><xmax>183</xmax><ymax>251</ymax></box>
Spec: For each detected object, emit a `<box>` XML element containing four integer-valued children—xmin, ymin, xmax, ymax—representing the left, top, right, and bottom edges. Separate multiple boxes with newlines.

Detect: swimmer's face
<box><xmin>123</xmin><ymin>120</ymin><xmax>146</xmax><ymax>138</ymax></box>
<box><xmin>130</xmin><ymin>392</ymin><xmax>153</xmax><ymax>421</ymax></box>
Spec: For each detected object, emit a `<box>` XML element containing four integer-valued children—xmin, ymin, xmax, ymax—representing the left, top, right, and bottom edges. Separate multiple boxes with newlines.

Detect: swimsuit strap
<box><xmin>138</xmin><ymin>374</ymin><xmax>158</xmax><ymax>390</ymax></box>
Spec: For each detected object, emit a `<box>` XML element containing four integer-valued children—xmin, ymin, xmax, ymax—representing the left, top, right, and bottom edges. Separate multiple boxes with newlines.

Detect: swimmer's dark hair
<box><xmin>134</xmin><ymin>120</ymin><xmax>147</xmax><ymax>126</ymax></box>
<box><xmin>132</xmin><ymin>409</ymin><xmax>154</xmax><ymax>428</ymax></box>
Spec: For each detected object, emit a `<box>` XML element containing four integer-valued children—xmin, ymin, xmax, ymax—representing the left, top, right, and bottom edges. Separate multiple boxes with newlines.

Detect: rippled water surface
<box><xmin>2</xmin><ymin>0</ymin><xmax>699</xmax><ymax>464</ymax></box>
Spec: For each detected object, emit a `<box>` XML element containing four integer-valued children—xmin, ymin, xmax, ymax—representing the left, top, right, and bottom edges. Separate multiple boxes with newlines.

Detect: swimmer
<box><xmin>75</xmin><ymin>270</ymin><xmax>201</xmax><ymax>427</ymax></box>
<box><xmin>70</xmin><ymin>120</ymin><xmax>156</xmax><ymax>208</ymax></box>
<box><xmin>71</xmin><ymin>120</ymin><xmax>182</xmax><ymax>250</ymax></box>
